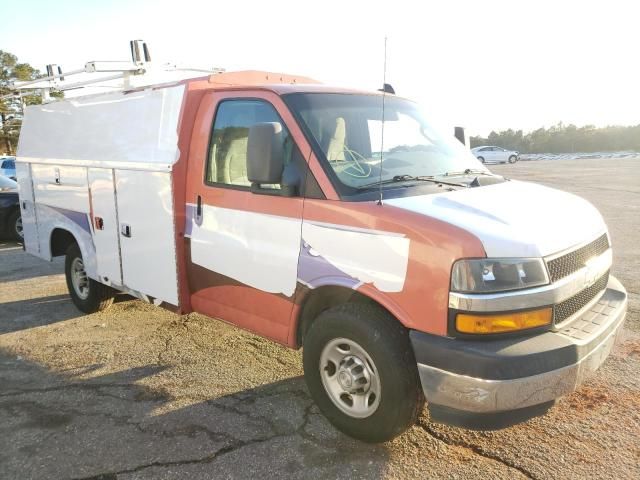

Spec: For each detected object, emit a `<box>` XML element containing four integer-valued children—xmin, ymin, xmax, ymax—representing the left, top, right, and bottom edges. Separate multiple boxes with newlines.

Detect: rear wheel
<box><xmin>508</xmin><ymin>155</ymin><xmax>518</xmax><ymax>164</ymax></box>
<box><xmin>477</xmin><ymin>156</ymin><xmax>485</xmax><ymax>163</ymax></box>
<box><xmin>303</xmin><ymin>303</ymin><xmax>424</xmax><ymax>442</ymax></box>
<box><xmin>65</xmin><ymin>243</ymin><xmax>115</xmax><ymax>313</ymax></box>
<box><xmin>7</xmin><ymin>209</ymin><xmax>22</xmax><ymax>241</ymax></box>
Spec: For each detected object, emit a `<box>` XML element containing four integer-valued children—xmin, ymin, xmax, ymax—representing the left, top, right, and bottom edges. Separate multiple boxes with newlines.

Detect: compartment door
<box><xmin>88</xmin><ymin>168</ymin><xmax>122</xmax><ymax>286</ymax></box>
<box><xmin>115</xmin><ymin>169</ymin><xmax>178</xmax><ymax>306</ymax></box>
<box><xmin>15</xmin><ymin>162</ymin><xmax>39</xmax><ymax>255</ymax></box>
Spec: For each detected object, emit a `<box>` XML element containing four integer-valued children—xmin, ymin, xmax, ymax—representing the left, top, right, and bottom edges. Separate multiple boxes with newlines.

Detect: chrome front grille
<box><xmin>554</xmin><ymin>270</ymin><xmax>609</xmax><ymax>323</ymax></box>
<box><xmin>546</xmin><ymin>233</ymin><xmax>609</xmax><ymax>282</ymax></box>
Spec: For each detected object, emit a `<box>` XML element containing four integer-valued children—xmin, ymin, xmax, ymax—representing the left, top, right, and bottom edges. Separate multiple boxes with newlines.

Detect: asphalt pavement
<box><xmin>0</xmin><ymin>157</ymin><xmax>638</xmax><ymax>479</ymax></box>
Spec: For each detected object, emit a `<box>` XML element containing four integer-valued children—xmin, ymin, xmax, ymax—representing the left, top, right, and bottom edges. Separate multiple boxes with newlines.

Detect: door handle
<box><xmin>195</xmin><ymin>195</ymin><xmax>203</xmax><ymax>224</ymax></box>
<box><xmin>121</xmin><ymin>223</ymin><xmax>132</xmax><ymax>238</ymax></box>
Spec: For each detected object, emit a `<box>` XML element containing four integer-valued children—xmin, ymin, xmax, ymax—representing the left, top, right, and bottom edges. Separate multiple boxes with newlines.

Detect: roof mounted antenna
<box><xmin>377</xmin><ymin>36</ymin><xmax>388</xmax><ymax>206</ymax></box>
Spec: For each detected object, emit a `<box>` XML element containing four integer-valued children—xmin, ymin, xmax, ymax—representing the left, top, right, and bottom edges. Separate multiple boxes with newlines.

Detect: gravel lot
<box><xmin>0</xmin><ymin>157</ymin><xmax>639</xmax><ymax>479</ymax></box>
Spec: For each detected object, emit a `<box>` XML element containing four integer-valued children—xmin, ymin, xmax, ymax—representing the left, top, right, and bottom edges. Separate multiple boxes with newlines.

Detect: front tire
<box><xmin>65</xmin><ymin>243</ymin><xmax>115</xmax><ymax>313</ymax></box>
<box><xmin>477</xmin><ymin>156</ymin><xmax>485</xmax><ymax>163</ymax></box>
<box><xmin>303</xmin><ymin>303</ymin><xmax>424</xmax><ymax>443</ymax></box>
<box><xmin>508</xmin><ymin>155</ymin><xmax>518</xmax><ymax>164</ymax></box>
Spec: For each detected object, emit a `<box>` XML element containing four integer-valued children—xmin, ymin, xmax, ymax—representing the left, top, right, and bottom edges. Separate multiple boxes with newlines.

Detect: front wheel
<box><xmin>508</xmin><ymin>155</ymin><xmax>518</xmax><ymax>164</ymax></box>
<box><xmin>65</xmin><ymin>243</ymin><xmax>115</xmax><ymax>313</ymax></box>
<box><xmin>477</xmin><ymin>156</ymin><xmax>485</xmax><ymax>163</ymax></box>
<box><xmin>303</xmin><ymin>303</ymin><xmax>424</xmax><ymax>443</ymax></box>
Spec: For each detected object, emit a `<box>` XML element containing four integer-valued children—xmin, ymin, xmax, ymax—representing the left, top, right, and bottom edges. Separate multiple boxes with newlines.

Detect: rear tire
<box><xmin>478</xmin><ymin>156</ymin><xmax>485</xmax><ymax>163</ymax></box>
<box><xmin>65</xmin><ymin>243</ymin><xmax>115</xmax><ymax>313</ymax></box>
<box><xmin>7</xmin><ymin>209</ymin><xmax>22</xmax><ymax>241</ymax></box>
<box><xmin>303</xmin><ymin>303</ymin><xmax>424</xmax><ymax>443</ymax></box>
<box><xmin>508</xmin><ymin>155</ymin><xmax>518</xmax><ymax>164</ymax></box>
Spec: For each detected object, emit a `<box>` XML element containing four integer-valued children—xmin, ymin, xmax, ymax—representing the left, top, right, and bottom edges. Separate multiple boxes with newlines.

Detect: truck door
<box><xmin>185</xmin><ymin>91</ymin><xmax>307</xmax><ymax>343</ymax></box>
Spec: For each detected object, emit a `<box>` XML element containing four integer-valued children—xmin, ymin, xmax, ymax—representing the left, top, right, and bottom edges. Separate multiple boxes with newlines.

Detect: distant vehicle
<box><xmin>471</xmin><ymin>146</ymin><xmax>519</xmax><ymax>164</ymax></box>
<box><xmin>0</xmin><ymin>157</ymin><xmax>17</xmax><ymax>180</ymax></box>
<box><xmin>0</xmin><ymin>175</ymin><xmax>22</xmax><ymax>241</ymax></box>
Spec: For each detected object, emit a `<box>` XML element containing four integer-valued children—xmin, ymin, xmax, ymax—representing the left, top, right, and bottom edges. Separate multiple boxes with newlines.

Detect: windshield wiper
<box><xmin>440</xmin><ymin>168</ymin><xmax>493</xmax><ymax>177</ymax></box>
<box><xmin>358</xmin><ymin>174</ymin><xmax>467</xmax><ymax>189</ymax></box>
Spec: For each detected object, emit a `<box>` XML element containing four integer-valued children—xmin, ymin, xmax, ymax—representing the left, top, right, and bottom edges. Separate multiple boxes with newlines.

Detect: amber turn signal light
<box><xmin>456</xmin><ymin>308</ymin><xmax>552</xmax><ymax>334</ymax></box>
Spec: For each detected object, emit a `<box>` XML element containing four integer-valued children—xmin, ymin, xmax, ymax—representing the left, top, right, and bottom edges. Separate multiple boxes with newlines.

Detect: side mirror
<box><xmin>247</xmin><ymin>122</ymin><xmax>284</xmax><ymax>185</ymax></box>
<box><xmin>454</xmin><ymin>126</ymin><xmax>469</xmax><ymax>148</ymax></box>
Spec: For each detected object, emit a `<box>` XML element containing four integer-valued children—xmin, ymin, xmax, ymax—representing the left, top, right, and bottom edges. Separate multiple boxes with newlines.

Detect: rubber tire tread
<box><xmin>65</xmin><ymin>243</ymin><xmax>115</xmax><ymax>313</ymax></box>
<box><xmin>303</xmin><ymin>303</ymin><xmax>425</xmax><ymax>443</ymax></box>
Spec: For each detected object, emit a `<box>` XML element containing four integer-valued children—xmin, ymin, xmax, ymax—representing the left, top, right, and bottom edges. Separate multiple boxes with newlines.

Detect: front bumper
<box><xmin>411</xmin><ymin>275</ymin><xmax>627</xmax><ymax>429</ymax></box>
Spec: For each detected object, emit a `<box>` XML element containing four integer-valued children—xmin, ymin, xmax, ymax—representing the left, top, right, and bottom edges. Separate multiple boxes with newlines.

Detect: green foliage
<box><xmin>470</xmin><ymin>122</ymin><xmax>640</xmax><ymax>154</ymax></box>
<box><xmin>0</xmin><ymin>50</ymin><xmax>44</xmax><ymax>155</ymax></box>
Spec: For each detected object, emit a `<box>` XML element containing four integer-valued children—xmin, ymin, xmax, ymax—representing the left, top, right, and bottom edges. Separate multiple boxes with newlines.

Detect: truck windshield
<box><xmin>285</xmin><ymin>93</ymin><xmax>485</xmax><ymax>190</ymax></box>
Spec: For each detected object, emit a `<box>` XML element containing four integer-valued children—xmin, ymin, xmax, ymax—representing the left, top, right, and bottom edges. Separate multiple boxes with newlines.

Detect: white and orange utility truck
<box><xmin>12</xmin><ymin>43</ymin><xmax>627</xmax><ymax>442</ymax></box>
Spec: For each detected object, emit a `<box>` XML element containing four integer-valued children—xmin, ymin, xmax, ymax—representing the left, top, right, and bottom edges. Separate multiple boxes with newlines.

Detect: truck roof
<box><xmin>16</xmin><ymin>70</ymin><xmax>387</xmax><ymax>172</ymax></box>
<box><xmin>185</xmin><ymin>70</ymin><xmax>380</xmax><ymax>96</ymax></box>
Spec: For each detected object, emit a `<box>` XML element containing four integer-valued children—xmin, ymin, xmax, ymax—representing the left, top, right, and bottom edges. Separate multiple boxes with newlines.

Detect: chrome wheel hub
<box><xmin>336</xmin><ymin>355</ymin><xmax>371</xmax><ymax>394</ymax></box>
<box><xmin>319</xmin><ymin>338</ymin><xmax>381</xmax><ymax>418</ymax></box>
<box><xmin>70</xmin><ymin>257</ymin><xmax>90</xmax><ymax>300</ymax></box>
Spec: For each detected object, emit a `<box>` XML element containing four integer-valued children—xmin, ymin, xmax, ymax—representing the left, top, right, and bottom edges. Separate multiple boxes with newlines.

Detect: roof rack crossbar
<box><xmin>2</xmin><ymin>40</ymin><xmax>157</xmax><ymax>102</ymax></box>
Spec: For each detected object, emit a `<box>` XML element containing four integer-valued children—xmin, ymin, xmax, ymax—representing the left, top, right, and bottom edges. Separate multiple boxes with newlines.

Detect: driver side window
<box><xmin>206</xmin><ymin>99</ymin><xmax>292</xmax><ymax>188</ymax></box>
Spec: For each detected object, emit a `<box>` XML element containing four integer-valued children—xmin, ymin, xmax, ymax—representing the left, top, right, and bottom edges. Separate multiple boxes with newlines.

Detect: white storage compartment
<box><xmin>115</xmin><ymin>169</ymin><xmax>178</xmax><ymax>306</ymax></box>
<box><xmin>17</xmin><ymin>83</ymin><xmax>186</xmax><ymax>308</ymax></box>
<box><xmin>88</xmin><ymin>168</ymin><xmax>122</xmax><ymax>286</ymax></box>
<box><xmin>31</xmin><ymin>164</ymin><xmax>90</xmax><ymax>212</ymax></box>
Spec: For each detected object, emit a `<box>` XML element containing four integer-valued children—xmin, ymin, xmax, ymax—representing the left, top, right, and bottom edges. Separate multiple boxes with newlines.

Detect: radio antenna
<box><xmin>377</xmin><ymin>36</ymin><xmax>388</xmax><ymax>206</ymax></box>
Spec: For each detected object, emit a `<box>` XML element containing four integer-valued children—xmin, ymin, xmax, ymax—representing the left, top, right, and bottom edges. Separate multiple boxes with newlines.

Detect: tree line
<box><xmin>0</xmin><ymin>50</ymin><xmax>45</xmax><ymax>155</ymax></box>
<box><xmin>470</xmin><ymin>123</ymin><xmax>640</xmax><ymax>154</ymax></box>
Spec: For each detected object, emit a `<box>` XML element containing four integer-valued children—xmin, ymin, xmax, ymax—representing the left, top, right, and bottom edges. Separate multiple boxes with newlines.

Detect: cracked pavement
<box><xmin>1</xmin><ymin>158</ymin><xmax>639</xmax><ymax>479</ymax></box>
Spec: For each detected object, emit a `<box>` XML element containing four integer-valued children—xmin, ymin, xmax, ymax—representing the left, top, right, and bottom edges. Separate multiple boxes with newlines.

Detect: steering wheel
<box><xmin>330</xmin><ymin>147</ymin><xmax>373</xmax><ymax>178</ymax></box>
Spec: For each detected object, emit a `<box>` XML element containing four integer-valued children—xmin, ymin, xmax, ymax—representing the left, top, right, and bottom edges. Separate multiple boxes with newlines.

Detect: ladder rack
<box><xmin>1</xmin><ymin>40</ymin><xmax>223</xmax><ymax>102</ymax></box>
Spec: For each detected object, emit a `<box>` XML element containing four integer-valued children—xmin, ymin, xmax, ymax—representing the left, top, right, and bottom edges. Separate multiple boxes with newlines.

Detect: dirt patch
<box><xmin>567</xmin><ymin>381</ymin><xmax>640</xmax><ymax>413</ymax></box>
<box><xmin>566</xmin><ymin>385</ymin><xmax>611</xmax><ymax>411</ymax></box>
<box><xmin>620</xmin><ymin>339</ymin><xmax>640</xmax><ymax>357</ymax></box>
<box><xmin>134</xmin><ymin>385</ymin><xmax>173</xmax><ymax>402</ymax></box>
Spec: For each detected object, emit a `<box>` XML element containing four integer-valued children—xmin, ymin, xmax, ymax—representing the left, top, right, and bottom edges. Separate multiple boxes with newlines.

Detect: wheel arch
<box><xmin>50</xmin><ymin>227</ymin><xmax>79</xmax><ymax>258</ymax></box>
<box><xmin>292</xmin><ymin>284</ymin><xmax>411</xmax><ymax>348</ymax></box>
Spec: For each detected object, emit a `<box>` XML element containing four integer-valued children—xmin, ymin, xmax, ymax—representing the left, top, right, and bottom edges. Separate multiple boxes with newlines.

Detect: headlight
<box><xmin>451</xmin><ymin>258</ymin><xmax>549</xmax><ymax>293</ymax></box>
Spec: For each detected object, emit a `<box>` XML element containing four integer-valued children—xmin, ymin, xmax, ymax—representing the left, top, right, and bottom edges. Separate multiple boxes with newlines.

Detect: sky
<box><xmin>1</xmin><ymin>0</ymin><xmax>638</xmax><ymax>136</ymax></box>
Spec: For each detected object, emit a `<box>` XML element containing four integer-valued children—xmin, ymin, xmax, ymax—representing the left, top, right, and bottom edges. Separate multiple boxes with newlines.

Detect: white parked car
<box><xmin>471</xmin><ymin>146</ymin><xmax>519</xmax><ymax>164</ymax></box>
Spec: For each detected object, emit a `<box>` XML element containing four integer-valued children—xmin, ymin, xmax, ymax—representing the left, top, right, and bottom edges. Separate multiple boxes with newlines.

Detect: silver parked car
<box><xmin>471</xmin><ymin>146</ymin><xmax>519</xmax><ymax>164</ymax></box>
